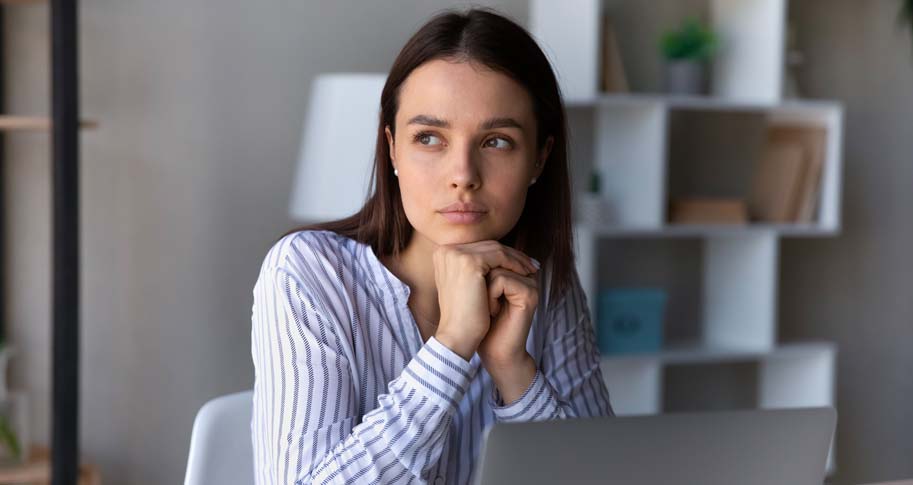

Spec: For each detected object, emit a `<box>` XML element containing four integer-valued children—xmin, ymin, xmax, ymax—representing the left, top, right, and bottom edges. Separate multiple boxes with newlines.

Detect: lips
<box><xmin>438</xmin><ymin>201</ymin><xmax>488</xmax><ymax>213</ymax></box>
<box><xmin>440</xmin><ymin>211</ymin><xmax>485</xmax><ymax>224</ymax></box>
<box><xmin>438</xmin><ymin>201</ymin><xmax>488</xmax><ymax>225</ymax></box>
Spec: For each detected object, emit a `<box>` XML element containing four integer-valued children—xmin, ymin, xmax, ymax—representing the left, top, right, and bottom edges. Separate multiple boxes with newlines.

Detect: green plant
<box><xmin>900</xmin><ymin>0</ymin><xmax>913</xmax><ymax>53</ymax></box>
<box><xmin>0</xmin><ymin>414</ymin><xmax>20</xmax><ymax>461</ymax></box>
<box><xmin>660</xmin><ymin>17</ymin><xmax>719</xmax><ymax>61</ymax></box>
<box><xmin>588</xmin><ymin>170</ymin><xmax>601</xmax><ymax>194</ymax></box>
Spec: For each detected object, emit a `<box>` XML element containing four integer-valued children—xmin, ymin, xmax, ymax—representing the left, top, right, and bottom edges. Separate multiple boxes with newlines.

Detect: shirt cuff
<box><xmin>399</xmin><ymin>335</ymin><xmax>481</xmax><ymax>411</ymax></box>
<box><xmin>489</xmin><ymin>368</ymin><xmax>559</xmax><ymax>422</ymax></box>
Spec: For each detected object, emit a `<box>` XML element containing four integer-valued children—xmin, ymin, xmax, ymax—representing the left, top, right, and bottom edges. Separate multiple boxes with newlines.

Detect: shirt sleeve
<box><xmin>487</xmin><ymin>267</ymin><xmax>615</xmax><ymax>422</ymax></box>
<box><xmin>251</xmin><ymin>261</ymin><xmax>479</xmax><ymax>485</ymax></box>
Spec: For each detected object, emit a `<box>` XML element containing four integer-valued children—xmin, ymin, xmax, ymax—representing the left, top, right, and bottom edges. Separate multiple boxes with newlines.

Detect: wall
<box><xmin>782</xmin><ymin>1</ymin><xmax>913</xmax><ymax>483</ymax></box>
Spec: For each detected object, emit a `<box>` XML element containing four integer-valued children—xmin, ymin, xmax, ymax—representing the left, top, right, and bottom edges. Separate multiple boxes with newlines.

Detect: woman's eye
<box><xmin>485</xmin><ymin>137</ymin><xmax>512</xmax><ymax>149</ymax></box>
<box><xmin>413</xmin><ymin>132</ymin><xmax>442</xmax><ymax>146</ymax></box>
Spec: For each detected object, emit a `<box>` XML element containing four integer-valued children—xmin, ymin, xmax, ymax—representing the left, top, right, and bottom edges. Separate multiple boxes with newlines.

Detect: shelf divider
<box><xmin>703</xmin><ymin>232</ymin><xmax>778</xmax><ymax>350</ymax></box>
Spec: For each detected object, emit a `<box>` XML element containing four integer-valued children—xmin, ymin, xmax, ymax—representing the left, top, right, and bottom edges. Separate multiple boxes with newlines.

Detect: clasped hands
<box><xmin>431</xmin><ymin>240</ymin><xmax>541</xmax><ymax>404</ymax></box>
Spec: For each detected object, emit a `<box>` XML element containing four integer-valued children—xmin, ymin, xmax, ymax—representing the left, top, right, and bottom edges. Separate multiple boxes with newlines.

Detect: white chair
<box><xmin>185</xmin><ymin>390</ymin><xmax>255</xmax><ymax>485</ymax></box>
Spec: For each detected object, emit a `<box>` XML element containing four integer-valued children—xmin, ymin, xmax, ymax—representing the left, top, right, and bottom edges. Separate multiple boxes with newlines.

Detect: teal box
<box><xmin>597</xmin><ymin>288</ymin><xmax>667</xmax><ymax>354</ymax></box>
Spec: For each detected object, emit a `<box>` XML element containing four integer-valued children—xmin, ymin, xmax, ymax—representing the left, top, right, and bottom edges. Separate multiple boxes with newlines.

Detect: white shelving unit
<box><xmin>531</xmin><ymin>0</ymin><xmax>842</xmax><ymax>474</ymax></box>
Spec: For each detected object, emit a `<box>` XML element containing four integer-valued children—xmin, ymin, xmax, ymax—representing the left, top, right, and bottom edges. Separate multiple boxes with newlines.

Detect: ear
<box><xmin>384</xmin><ymin>125</ymin><xmax>396</xmax><ymax>167</ymax></box>
<box><xmin>535</xmin><ymin>135</ymin><xmax>554</xmax><ymax>178</ymax></box>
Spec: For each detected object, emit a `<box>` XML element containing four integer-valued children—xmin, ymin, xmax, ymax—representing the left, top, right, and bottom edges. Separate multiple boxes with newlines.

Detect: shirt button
<box><xmin>433</xmin><ymin>476</ymin><xmax>445</xmax><ymax>485</ymax></box>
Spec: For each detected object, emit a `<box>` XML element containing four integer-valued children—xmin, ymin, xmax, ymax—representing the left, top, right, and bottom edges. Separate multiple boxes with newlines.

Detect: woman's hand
<box><xmin>432</xmin><ymin>240</ymin><xmax>538</xmax><ymax>361</ymax></box>
<box><xmin>476</xmin><ymin>266</ymin><xmax>540</xmax><ymax>366</ymax></box>
<box><xmin>476</xmin><ymin>265</ymin><xmax>541</xmax><ymax>404</ymax></box>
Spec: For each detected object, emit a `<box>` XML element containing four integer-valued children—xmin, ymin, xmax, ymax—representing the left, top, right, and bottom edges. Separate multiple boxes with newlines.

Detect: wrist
<box><xmin>433</xmin><ymin>331</ymin><xmax>477</xmax><ymax>362</ymax></box>
<box><xmin>479</xmin><ymin>348</ymin><xmax>532</xmax><ymax>370</ymax></box>
<box><xmin>487</xmin><ymin>354</ymin><xmax>537</xmax><ymax>405</ymax></box>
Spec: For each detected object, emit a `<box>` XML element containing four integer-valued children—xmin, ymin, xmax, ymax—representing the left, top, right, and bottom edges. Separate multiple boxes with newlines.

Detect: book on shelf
<box><xmin>600</xmin><ymin>13</ymin><xmax>629</xmax><ymax>93</ymax></box>
<box><xmin>669</xmin><ymin>197</ymin><xmax>748</xmax><ymax>225</ymax></box>
<box><xmin>749</xmin><ymin>141</ymin><xmax>806</xmax><ymax>222</ymax></box>
<box><xmin>748</xmin><ymin>123</ymin><xmax>826</xmax><ymax>223</ymax></box>
<box><xmin>773</xmin><ymin>124</ymin><xmax>827</xmax><ymax>223</ymax></box>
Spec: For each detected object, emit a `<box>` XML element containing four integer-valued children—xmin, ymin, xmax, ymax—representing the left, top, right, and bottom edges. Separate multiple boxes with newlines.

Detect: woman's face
<box><xmin>386</xmin><ymin>59</ymin><xmax>553</xmax><ymax>247</ymax></box>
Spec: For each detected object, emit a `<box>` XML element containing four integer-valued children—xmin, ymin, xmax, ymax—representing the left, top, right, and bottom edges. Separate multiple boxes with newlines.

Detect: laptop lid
<box><xmin>472</xmin><ymin>406</ymin><xmax>836</xmax><ymax>485</ymax></box>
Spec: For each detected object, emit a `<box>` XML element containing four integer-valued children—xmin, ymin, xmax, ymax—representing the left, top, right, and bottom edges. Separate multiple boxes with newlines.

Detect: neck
<box><xmin>382</xmin><ymin>233</ymin><xmax>440</xmax><ymax>331</ymax></box>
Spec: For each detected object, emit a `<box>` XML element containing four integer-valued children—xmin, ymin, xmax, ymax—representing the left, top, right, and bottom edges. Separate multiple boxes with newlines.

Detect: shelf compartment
<box><xmin>532</xmin><ymin>0</ymin><xmax>788</xmax><ymax>104</ymax></box>
<box><xmin>581</xmin><ymin>101</ymin><xmax>843</xmax><ymax>232</ymax></box>
<box><xmin>599</xmin><ymin>340</ymin><xmax>835</xmax><ymax>415</ymax></box>
<box><xmin>575</xmin><ymin>224</ymin><xmax>780</xmax><ymax>350</ymax></box>
<box><xmin>593</xmin><ymin>100</ymin><xmax>667</xmax><ymax>227</ymax></box>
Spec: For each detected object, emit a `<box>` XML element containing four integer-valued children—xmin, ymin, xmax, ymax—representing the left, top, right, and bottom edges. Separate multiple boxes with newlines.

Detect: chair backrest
<box><xmin>185</xmin><ymin>390</ymin><xmax>254</xmax><ymax>485</ymax></box>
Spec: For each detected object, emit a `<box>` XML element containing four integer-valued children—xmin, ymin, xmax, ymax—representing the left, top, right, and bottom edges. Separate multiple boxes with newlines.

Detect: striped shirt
<box><xmin>250</xmin><ymin>229</ymin><xmax>614</xmax><ymax>485</ymax></box>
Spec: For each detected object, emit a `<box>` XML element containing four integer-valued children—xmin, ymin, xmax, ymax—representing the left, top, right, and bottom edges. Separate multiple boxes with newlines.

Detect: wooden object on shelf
<box><xmin>768</xmin><ymin>123</ymin><xmax>827</xmax><ymax>222</ymax></box>
<box><xmin>600</xmin><ymin>13</ymin><xmax>629</xmax><ymax>93</ymax></box>
<box><xmin>0</xmin><ymin>445</ymin><xmax>100</xmax><ymax>484</ymax></box>
<box><xmin>669</xmin><ymin>197</ymin><xmax>748</xmax><ymax>225</ymax></box>
<box><xmin>0</xmin><ymin>116</ymin><xmax>98</xmax><ymax>132</ymax></box>
<box><xmin>748</xmin><ymin>123</ymin><xmax>827</xmax><ymax>223</ymax></box>
<box><xmin>748</xmin><ymin>140</ymin><xmax>806</xmax><ymax>222</ymax></box>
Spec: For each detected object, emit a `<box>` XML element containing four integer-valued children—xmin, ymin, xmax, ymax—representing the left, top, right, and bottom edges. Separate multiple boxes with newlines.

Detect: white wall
<box><xmin>4</xmin><ymin>1</ymin><xmax>526</xmax><ymax>483</ymax></box>
<box><xmin>781</xmin><ymin>1</ymin><xmax>913</xmax><ymax>483</ymax></box>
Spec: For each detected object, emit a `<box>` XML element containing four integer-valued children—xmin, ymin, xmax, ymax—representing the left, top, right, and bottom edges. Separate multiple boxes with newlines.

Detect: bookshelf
<box><xmin>530</xmin><ymin>0</ymin><xmax>842</xmax><ymax>474</ymax></box>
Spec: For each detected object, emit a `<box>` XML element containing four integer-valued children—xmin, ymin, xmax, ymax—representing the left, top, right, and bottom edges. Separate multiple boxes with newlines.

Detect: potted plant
<box><xmin>900</xmin><ymin>0</ymin><xmax>913</xmax><ymax>54</ymax></box>
<box><xmin>660</xmin><ymin>17</ymin><xmax>719</xmax><ymax>95</ymax></box>
<box><xmin>0</xmin><ymin>344</ymin><xmax>25</xmax><ymax>464</ymax></box>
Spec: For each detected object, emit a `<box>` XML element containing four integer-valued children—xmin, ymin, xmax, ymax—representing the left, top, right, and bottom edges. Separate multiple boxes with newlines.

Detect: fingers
<box><xmin>433</xmin><ymin>240</ymin><xmax>540</xmax><ymax>279</ymax></box>
<box><xmin>486</xmin><ymin>267</ymin><xmax>539</xmax><ymax>314</ymax></box>
<box><xmin>489</xmin><ymin>295</ymin><xmax>502</xmax><ymax>317</ymax></box>
<box><xmin>472</xmin><ymin>240</ymin><xmax>538</xmax><ymax>276</ymax></box>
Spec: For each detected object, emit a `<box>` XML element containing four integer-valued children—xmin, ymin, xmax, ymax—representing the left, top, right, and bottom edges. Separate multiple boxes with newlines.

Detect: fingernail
<box><xmin>530</xmin><ymin>257</ymin><xmax>541</xmax><ymax>270</ymax></box>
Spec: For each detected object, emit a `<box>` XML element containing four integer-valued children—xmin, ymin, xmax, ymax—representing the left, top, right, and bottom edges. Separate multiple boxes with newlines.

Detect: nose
<box><xmin>448</xmin><ymin>142</ymin><xmax>481</xmax><ymax>190</ymax></box>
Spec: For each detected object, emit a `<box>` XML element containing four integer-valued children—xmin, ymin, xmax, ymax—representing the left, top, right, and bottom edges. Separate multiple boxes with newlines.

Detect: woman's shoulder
<box><xmin>258</xmin><ymin>229</ymin><xmax>358</xmax><ymax>284</ymax></box>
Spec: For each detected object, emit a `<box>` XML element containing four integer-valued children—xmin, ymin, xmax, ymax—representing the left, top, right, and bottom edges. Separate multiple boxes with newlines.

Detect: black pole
<box><xmin>51</xmin><ymin>0</ymin><xmax>79</xmax><ymax>484</ymax></box>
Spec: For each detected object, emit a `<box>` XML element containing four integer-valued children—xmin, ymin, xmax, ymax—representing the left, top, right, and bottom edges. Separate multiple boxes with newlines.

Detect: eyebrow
<box><xmin>406</xmin><ymin>114</ymin><xmax>525</xmax><ymax>131</ymax></box>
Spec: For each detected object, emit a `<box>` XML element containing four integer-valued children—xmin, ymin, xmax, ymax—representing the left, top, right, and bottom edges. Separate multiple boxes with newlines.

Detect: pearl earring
<box><xmin>394</xmin><ymin>169</ymin><xmax>399</xmax><ymax>177</ymax></box>
<box><xmin>529</xmin><ymin>177</ymin><xmax>537</xmax><ymax>186</ymax></box>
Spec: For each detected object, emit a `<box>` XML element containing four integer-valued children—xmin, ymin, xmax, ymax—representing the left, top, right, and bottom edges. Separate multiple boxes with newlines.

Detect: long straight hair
<box><xmin>284</xmin><ymin>7</ymin><xmax>577</xmax><ymax>304</ymax></box>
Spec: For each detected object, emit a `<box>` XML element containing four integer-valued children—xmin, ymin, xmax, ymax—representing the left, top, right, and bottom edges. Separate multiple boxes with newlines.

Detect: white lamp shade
<box><xmin>289</xmin><ymin>73</ymin><xmax>388</xmax><ymax>222</ymax></box>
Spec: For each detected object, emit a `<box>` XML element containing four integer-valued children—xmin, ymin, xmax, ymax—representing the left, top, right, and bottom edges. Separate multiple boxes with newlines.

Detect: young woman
<box><xmin>251</xmin><ymin>7</ymin><xmax>614</xmax><ymax>484</ymax></box>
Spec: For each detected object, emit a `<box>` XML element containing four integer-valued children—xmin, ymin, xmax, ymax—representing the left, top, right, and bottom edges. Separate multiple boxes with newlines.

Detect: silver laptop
<box><xmin>472</xmin><ymin>406</ymin><xmax>836</xmax><ymax>485</ymax></box>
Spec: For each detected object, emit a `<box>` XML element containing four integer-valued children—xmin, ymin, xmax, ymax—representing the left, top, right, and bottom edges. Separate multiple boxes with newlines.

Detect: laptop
<box><xmin>471</xmin><ymin>406</ymin><xmax>836</xmax><ymax>485</ymax></box>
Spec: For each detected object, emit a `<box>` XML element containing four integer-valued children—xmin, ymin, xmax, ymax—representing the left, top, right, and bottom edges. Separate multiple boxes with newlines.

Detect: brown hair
<box><xmin>284</xmin><ymin>6</ymin><xmax>576</xmax><ymax>303</ymax></box>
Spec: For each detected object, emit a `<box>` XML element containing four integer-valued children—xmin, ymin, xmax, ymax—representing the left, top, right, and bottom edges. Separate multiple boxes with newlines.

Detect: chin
<box><xmin>431</xmin><ymin>224</ymin><xmax>510</xmax><ymax>246</ymax></box>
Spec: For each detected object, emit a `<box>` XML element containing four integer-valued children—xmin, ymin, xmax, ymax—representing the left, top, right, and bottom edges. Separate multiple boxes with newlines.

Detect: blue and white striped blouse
<box><xmin>250</xmin><ymin>229</ymin><xmax>614</xmax><ymax>484</ymax></box>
